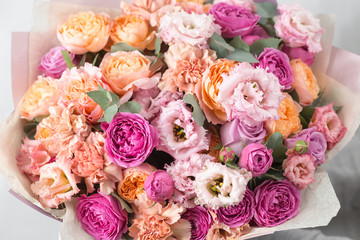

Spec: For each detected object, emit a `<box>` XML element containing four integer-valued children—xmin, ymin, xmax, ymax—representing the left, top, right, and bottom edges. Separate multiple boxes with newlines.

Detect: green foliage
<box><xmin>111</xmin><ymin>42</ymin><xmax>139</xmax><ymax>53</ymax></box>
<box><xmin>264</xmin><ymin>132</ymin><xmax>288</xmax><ymax>163</ymax></box>
<box><xmin>183</xmin><ymin>94</ymin><xmax>206</xmax><ymax>127</ymax></box>
<box><xmin>111</xmin><ymin>193</ymin><xmax>134</xmax><ymax>213</ymax></box>
<box><xmin>255</xmin><ymin>2</ymin><xmax>277</xmax><ymax>18</ymax></box>
<box><xmin>61</xmin><ymin>50</ymin><xmax>75</xmax><ymax>69</ymax></box>
<box><xmin>250</xmin><ymin>38</ymin><xmax>282</xmax><ymax>56</ymax></box>
<box><xmin>118</xmin><ymin>101</ymin><xmax>142</xmax><ymax>114</ymax></box>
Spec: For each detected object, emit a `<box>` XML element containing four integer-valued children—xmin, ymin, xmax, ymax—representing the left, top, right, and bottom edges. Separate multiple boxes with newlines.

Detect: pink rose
<box><xmin>242</xmin><ymin>25</ymin><xmax>269</xmax><ymax>45</ymax></box>
<box><xmin>144</xmin><ymin>170</ymin><xmax>175</xmax><ymax>202</ymax></box>
<box><xmin>283</xmin><ymin>151</ymin><xmax>316</xmax><ymax>189</ymax></box>
<box><xmin>275</xmin><ymin>4</ymin><xmax>324</xmax><ymax>53</ymax></box>
<box><xmin>281</xmin><ymin>45</ymin><xmax>315</xmax><ymax>66</ymax></box>
<box><xmin>213</xmin><ymin>0</ymin><xmax>256</xmax><ymax>12</ymax></box>
<box><xmin>239</xmin><ymin>143</ymin><xmax>273</xmax><ymax>177</ymax></box>
<box><xmin>309</xmin><ymin>103</ymin><xmax>347</xmax><ymax>150</ymax></box>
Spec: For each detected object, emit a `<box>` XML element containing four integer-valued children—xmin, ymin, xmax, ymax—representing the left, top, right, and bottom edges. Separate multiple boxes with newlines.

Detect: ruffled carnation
<box><xmin>218</xmin><ymin>62</ymin><xmax>284</xmax><ymax>125</ymax></box>
<box><xmin>206</xmin><ymin>221</ymin><xmax>251</xmax><ymax>240</ymax></box>
<box><xmin>182</xmin><ymin>206</ymin><xmax>213</xmax><ymax>240</ymax></box>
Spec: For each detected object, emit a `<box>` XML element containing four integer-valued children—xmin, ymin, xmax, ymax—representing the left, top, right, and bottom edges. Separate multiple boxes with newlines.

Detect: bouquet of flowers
<box><xmin>2</xmin><ymin>0</ymin><xmax>360</xmax><ymax>239</ymax></box>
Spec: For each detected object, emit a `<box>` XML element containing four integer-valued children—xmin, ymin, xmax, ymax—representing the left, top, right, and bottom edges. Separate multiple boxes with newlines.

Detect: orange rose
<box><xmin>57</xmin><ymin>12</ymin><xmax>111</xmax><ymax>54</ymax></box>
<box><xmin>110</xmin><ymin>15</ymin><xmax>156</xmax><ymax>51</ymax></box>
<box><xmin>290</xmin><ymin>59</ymin><xmax>320</xmax><ymax>106</ymax></box>
<box><xmin>196</xmin><ymin>59</ymin><xmax>236</xmax><ymax>124</ymax></box>
<box><xmin>265</xmin><ymin>93</ymin><xmax>302</xmax><ymax>139</ymax></box>
<box><xmin>100</xmin><ymin>51</ymin><xmax>160</xmax><ymax>100</ymax></box>
<box><xmin>21</xmin><ymin>76</ymin><xmax>59</xmax><ymax>120</ymax></box>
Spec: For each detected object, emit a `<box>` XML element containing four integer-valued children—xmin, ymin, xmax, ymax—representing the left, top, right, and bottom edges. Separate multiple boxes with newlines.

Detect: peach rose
<box><xmin>196</xmin><ymin>59</ymin><xmax>236</xmax><ymax>124</ymax></box>
<box><xmin>159</xmin><ymin>43</ymin><xmax>216</xmax><ymax>94</ymax></box>
<box><xmin>31</xmin><ymin>156</ymin><xmax>80</xmax><ymax>208</ymax></box>
<box><xmin>100</xmin><ymin>51</ymin><xmax>160</xmax><ymax>101</ymax></box>
<box><xmin>35</xmin><ymin>104</ymin><xmax>91</xmax><ymax>156</ymax></box>
<box><xmin>20</xmin><ymin>76</ymin><xmax>60</xmax><ymax>120</ymax></box>
<box><xmin>59</xmin><ymin>63</ymin><xmax>111</xmax><ymax>123</ymax></box>
<box><xmin>265</xmin><ymin>93</ymin><xmax>302</xmax><ymax>139</ymax></box>
<box><xmin>291</xmin><ymin>59</ymin><xmax>320</xmax><ymax>106</ymax></box>
<box><xmin>117</xmin><ymin>163</ymin><xmax>153</xmax><ymax>203</ymax></box>
<box><xmin>57</xmin><ymin>12</ymin><xmax>111</xmax><ymax>54</ymax></box>
<box><xmin>110</xmin><ymin>15</ymin><xmax>156</xmax><ymax>51</ymax></box>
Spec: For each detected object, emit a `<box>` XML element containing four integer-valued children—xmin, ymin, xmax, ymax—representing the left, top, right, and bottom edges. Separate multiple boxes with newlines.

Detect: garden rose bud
<box><xmin>295</xmin><ymin>140</ymin><xmax>309</xmax><ymax>154</ymax></box>
<box><xmin>239</xmin><ymin>143</ymin><xmax>273</xmax><ymax>177</ymax></box>
<box><xmin>219</xmin><ymin>146</ymin><xmax>236</xmax><ymax>163</ymax></box>
<box><xmin>144</xmin><ymin>170</ymin><xmax>175</xmax><ymax>202</ymax></box>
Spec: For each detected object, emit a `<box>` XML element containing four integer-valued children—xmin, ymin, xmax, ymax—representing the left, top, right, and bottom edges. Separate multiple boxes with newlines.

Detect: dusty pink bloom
<box><xmin>214</xmin><ymin>0</ymin><xmax>256</xmax><ymax>12</ymax></box>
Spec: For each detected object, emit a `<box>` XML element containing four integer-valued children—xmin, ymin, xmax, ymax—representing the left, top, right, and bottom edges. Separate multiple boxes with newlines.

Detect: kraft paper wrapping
<box><xmin>2</xmin><ymin>1</ymin><xmax>360</xmax><ymax>239</ymax></box>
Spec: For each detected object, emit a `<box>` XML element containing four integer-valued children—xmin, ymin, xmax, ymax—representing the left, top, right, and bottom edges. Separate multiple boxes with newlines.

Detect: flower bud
<box><xmin>219</xmin><ymin>146</ymin><xmax>236</xmax><ymax>163</ymax></box>
<box><xmin>295</xmin><ymin>140</ymin><xmax>309</xmax><ymax>154</ymax></box>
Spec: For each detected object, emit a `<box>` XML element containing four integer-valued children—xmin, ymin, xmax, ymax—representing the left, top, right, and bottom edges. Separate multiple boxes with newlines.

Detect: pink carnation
<box><xmin>309</xmin><ymin>103</ymin><xmax>347</xmax><ymax>150</ymax></box>
<box><xmin>283</xmin><ymin>151</ymin><xmax>316</xmax><ymax>189</ymax></box>
<box><xmin>275</xmin><ymin>4</ymin><xmax>324</xmax><ymax>53</ymax></box>
<box><xmin>153</xmin><ymin>100</ymin><xmax>209</xmax><ymax>160</ymax></box>
<box><xmin>218</xmin><ymin>62</ymin><xmax>284</xmax><ymax>125</ymax></box>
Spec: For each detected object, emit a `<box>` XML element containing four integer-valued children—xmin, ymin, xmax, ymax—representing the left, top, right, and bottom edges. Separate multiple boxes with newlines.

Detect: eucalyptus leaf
<box><xmin>224</xmin><ymin>49</ymin><xmax>259</xmax><ymax>63</ymax></box>
<box><xmin>310</xmin><ymin>91</ymin><xmax>324</xmax><ymax>107</ymax></box>
<box><xmin>288</xmin><ymin>89</ymin><xmax>300</xmax><ymax>103</ymax></box>
<box><xmin>250</xmin><ymin>38</ymin><xmax>282</xmax><ymax>56</ymax></box>
<box><xmin>300</xmin><ymin>106</ymin><xmax>315</xmax><ymax>123</ymax></box>
<box><xmin>79</xmin><ymin>54</ymin><xmax>87</xmax><ymax>67</ymax></box>
<box><xmin>255</xmin><ymin>2</ymin><xmax>277</xmax><ymax>18</ymax></box>
<box><xmin>61</xmin><ymin>50</ymin><xmax>74</xmax><ymax>69</ymax></box>
<box><xmin>299</xmin><ymin>115</ymin><xmax>309</xmax><ymax>128</ymax></box>
<box><xmin>183</xmin><ymin>94</ymin><xmax>206</xmax><ymax>126</ymax></box>
<box><xmin>333</xmin><ymin>105</ymin><xmax>343</xmax><ymax>113</ymax></box>
<box><xmin>87</xmin><ymin>90</ymin><xmax>111</xmax><ymax>110</ymax></box>
<box><xmin>111</xmin><ymin>42</ymin><xmax>139</xmax><ymax>53</ymax></box>
<box><xmin>258</xmin><ymin>18</ymin><xmax>277</xmax><ymax>37</ymax></box>
<box><xmin>261</xmin><ymin>172</ymin><xmax>284</xmax><ymax>181</ymax></box>
<box><xmin>230</xmin><ymin>37</ymin><xmax>250</xmax><ymax>52</ymax></box>
<box><xmin>92</xmin><ymin>53</ymin><xmax>99</xmax><ymax>66</ymax></box>
<box><xmin>111</xmin><ymin>193</ymin><xmax>134</xmax><ymax>213</ymax></box>
<box><xmin>103</xmin><ymin>105</ymin><xmax>118</xmax><ymax>123</ymax></box>
<box><xmin>210</xmin><ymin>33</ymin><xmax>235</xmax><ymax>58</ymax></box>
<box><xmin>264</xmin><ymin>132</ymin><xmax>288</xmax><ymax>163</ymax></box>
<box><xmin>225</xmin><ymin>161</ymin><xmax>239</xmax><ymax>170</ymax></box>
<box><xmin>118</xmin><ymin>101</ymin><xmax>142</xmax><ymax>114</ymax></box>
<box><xmin>155</xmin><ymin>36</ymin><xmax>162</xmax><ymax>55</ymax></box>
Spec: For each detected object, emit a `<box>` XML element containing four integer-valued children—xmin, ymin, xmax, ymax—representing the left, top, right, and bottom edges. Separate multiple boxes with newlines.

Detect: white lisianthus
<box><xmin>194</xmin><ymin>161</ymin><xmax>251</xmax><ymax>210</ymax></box>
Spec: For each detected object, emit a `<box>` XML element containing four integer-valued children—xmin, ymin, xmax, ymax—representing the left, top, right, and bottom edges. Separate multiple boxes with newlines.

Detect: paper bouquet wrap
<box><xmin>1</xmin><ymin>0</ymin><xmax>360</xmax><ymax>239</ymax></box>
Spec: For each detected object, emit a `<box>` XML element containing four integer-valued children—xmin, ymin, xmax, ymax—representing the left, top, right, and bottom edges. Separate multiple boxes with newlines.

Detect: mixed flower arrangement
<box><xmin>15</xmin><ymin>0</ymin><xmax>348</xmax><ymax>239</ymax></box>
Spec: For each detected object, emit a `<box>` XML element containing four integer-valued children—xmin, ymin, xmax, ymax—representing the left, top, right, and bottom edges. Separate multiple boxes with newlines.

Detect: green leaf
<box><xmin>210</xmin><ymin>33</ymin><xmax>235</xmax><ymax>58</ymax></box>
<box><xmin>111</xmin><ymin>42</ymin><xmax>139</xmax><ymax>53</ymax></box>
<box><xmin>79</xmin><ymin>54</ymin><xmax>87</xmax><ymax>67</ymax></box>
<box><xmin>258</xmin><ymin>18</ymin><xmax>277</xmax><ymax>37</ymax></box>
<box><xmin>87</xmin><ymin>90</ymin><xmax>111</xmax><ymax>110</ymax></box>
<box><xmin>118</xmin><ymin>101</ymin><xmax>142</xmax><ymax>113</ymax></box>
<box><xmin>61</xmin><ymin>50</ymin><xmax>74</xmax><ymax>69</ymax></box>
<box><xmin>155</xmin><ymin>37</ymin><xmax>162</xmax><ymax>55</ymax></box>
<box><xmin>111</xmin><ymin>193</ymin><xmax>134</xmax><ymax>213</ymax></box>
<box><xmin>204</xmin><ymin>0</ymin><xmax>214</xmax><ymax>4</ymax></box>
<box><xmin>23</xmin><ymin>122</ymin><xmax>38</xmax><ymax>134</ymax></box>
<box><xmin>250</xmin><ymin>38</ymin><xmax>282</xmax><ymax>56</ymax></box>
<box><xmin>300</xmin><ymin>106</ymin><xmax>315</xmax><ymax>123</ymax></box>
<box><xmin>211</xmin><ymin>142</ymin><xmax>223</xmax><ymax>151</ymax></box>
<box><xmin>92</xmin><ymin>53</ymin><xmax>99</xmax><ymax>66</ymax></box>
<box><xmin>255</xmin><ymin>2</ymin><xmax>277</xmax><ymax>18</ymax></box>
<box><xmin>333</xmin><ymin>105</ymin><xmax>343</xmax><ymax>113</ymax></box>
<box><xmin>288</xmin><ymin>89</ymin><xmax>300</xmax><ymax>103</ymax></box>
<box><xmin>310</xmin><ymin>91</ymin><xmax>324</xmax><ymax>107</ymax></box>
<box><xmin>224</xmin><ymin>49</ymin><xmax>259</xmax><ymax>63</ymax></box>
<box><xmin>225</xmin><ymin>161</ymin><xmax>239</xmax><ymax>170</ymax></box>
<box><xmin>183</xmin><ymin>94</ymin><xmax>206</xmax><ymax>127</ymax></box>
<box><xmin>103</xmin><ymin>105</ymin><xmax>118</xmax><ymax>123</ymax></box>
<box><xmin>230</xmin><ymin>37</ymin><xmax>250</xmax><ymax>52</ymax></box>
<box><xmin>264</xmin><ymin>132</ymin><xmax>288</xmax><ymax>163</ymax></box>
<box><xmin>261</xmin><ymin>172</ymin><xmax>284</xmax><ymax>181</ymax></box>
<box><xmin>299</xmin><ymin>115</ymin><xmax>309</xmax><ymax>128</ymax></box>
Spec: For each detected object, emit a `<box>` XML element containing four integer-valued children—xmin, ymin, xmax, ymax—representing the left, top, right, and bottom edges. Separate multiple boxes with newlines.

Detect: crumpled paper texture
<box><xmin>1</xmin><ymin>1</ymin><xmax>359</xmax><ymax>239</ymax></box>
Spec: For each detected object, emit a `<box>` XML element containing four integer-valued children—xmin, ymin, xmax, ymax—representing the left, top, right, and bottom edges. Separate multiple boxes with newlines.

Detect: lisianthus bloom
<box><xmin>158</xmin><ymin>11</ymin><xmax>221</xmax><ymax>48</ymax></box>
<box><xmin>182</xmin><ymin>206</ymin><xmax>213</xmax><ymax>240</ymax></box>
<box><xmin>110</xmin><ymin>15</ymin><xmax>156</xmax><ymax>51</ymax></box>
<box><xmin>117</xmin><ymin>163</ymin><xmax>153</xmax><ymax>203</ymax></box>
<box><xmin>35</xmin><ymin>104</ymin><xmax>91</xmax><ymax>156</ymax></box>
<box><xmin>209</xmin><ymin>3</ymin><xmax>260</xmax><ymax>38</ymax></box>
<box><xmin>76</xmin><ymin>193</ymin><xmax>128</xmax><ymax>240</ymax></box>
<box><xmin>254</xmin><ymin>179</ymin><xmax>301</xmax><ymax>227</ymax></box>
<box><xmin>20</xmin><ymin>76</ymin><xmax>60</xmax><ymax>120</ymax></box>
<box><xmin>242</xmin><ymin>25</ymin><xmax>269</xmax><ymax>45</ymax></box>
<box><xmin>159</xmin><ymin>43</ymin><xmax>216</xmax><ymax>94</ymax></box>
<box><xmin>31</xmin><ymin>156</ymin><xmax>80</xmax><ymax>208</ymax></box>
<box><xmin>144</xmin><ymin>170</ymin><xmax>175</xmax><ymax>202</ymax></box>
<box><xmin>239</xmin><ymin>143</ymin><xmax>273</xmax><ymax>177</ymax></box>
<box><xmin>213</xmin><ymin>0</ymin><xmax>256</xmax><ymax>12</ymax></box>
<box><xmin>275</xmin><ymin>4</ymin><xmax>324</xmax><ymax>53</ymax></box>
<box><xmin>282</xmin><ymin>45</ymin><xmax>315</xmax><ymax>66</ymax></box>
<box><xmin>153</xmin><ymin>100</ymin><xmax>209</xmax><ymax>160</ymax></box>
<box><xmin>16</xmin><ymin>137</ymin><xmax>52</xmax><ymax>182</ymax></box>
<box><xmin>220</xmin><ymin>118</ymin><xmax>267</xmax><ymax>156</ymax></box>
<box><xmin>196</xmin><ymin>59</ymin><xmax>236</xmax><ymax>124</ymax></box>
<box><xmin>218</xmin><ymin>62</ymin><xmax>284</xmax><ymax>125</ymax></box>
<box><xmin>57</xmin><ymin>11</ymin><xmax>111</xmax><ymax>54</ymax></box>
<box><xmin>309</xmin><ymin>103</ymin><xmax>347</xmax><ymax>150</ymax></box>
<box><xmin>38</xmin><ymin>46</ymin><xmax>77</xmax><ymax>79</ymax></box>
<box><xmin>254</xmin><ymin>47</ymin><xmax>293</xmax><ymax>90</ymax></box>
<box><xmin>102</xmin><ymin>112</ymin><xmax>158</xmax><ymax>168</ymax></box>
<box><xmin>194</xmin><ymin>161</ymin><xmax>251</xmax><ymax>209</ymax></box>
<box><xmin>100</xmin><ymin>51</ymin><xmax>160</xmax><ymax>101</ymax></box>
<box><xmin>285</xmin><ymin>127</ymin><xmax>327</xmax><ymax>165</ymax></box>
<box><xmin>265</xmin><ymin>93</ymin><xmax>302</xmax><ymax>138</ymax></box>
<box><xmin>129</xmin><ymin>193</ymin><xmax>191</xmax><ymax>240</ymax></box>
<box><xmin>283</xmin><ymin>150</ymin><xmax>316</xmax><ymax>189</ymax></box>
<box><xmin>206</xmin><ymin>221</ymin><xmax>251</xmax><ymax>240</ymax></box>
<box><xmin>215</xmin><ymin>188</ymin><xmax>255</xmax><ymax>228</ymax></box>
<box><xmin>58</xmin><ymin>63</ymin><xmax>111</xmax><ymax>123</ymax></box>
<box><xmin>290</xmin><ymin>59</ymin><xmax>320</xmax><ymax>106</ymax></box>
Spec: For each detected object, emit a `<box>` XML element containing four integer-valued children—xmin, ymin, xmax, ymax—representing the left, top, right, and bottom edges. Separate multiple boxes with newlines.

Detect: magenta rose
<box><xmin>254</xmin><ymin>179</ymin><xmax>301</xmax><ymax>227</ymax></box>
<box><xmin>144</xmin><ymin>170</ymin><xmax>175</xmax><ymax>202</ymax></box>
<box><xmin>254</xmin><ymin>48</ymin><xmax>293</xmax><ymax>90</ymax></box>
<box><xmin>209</xmin><ymin>2</ymin><xmax>260</xmax><ymax>38</ymax></box>
<box><xmin>76</xmin><ymin>193</ymin><xmax>128</xmax><ymax>240</ymax></box>
<box><xmin>281</xmin><ymin>45</ymin><xmax>315</xmax><ymax>66</ymax></box>
<box><xmin>182</xmin><ymin>206</ymin><xmax>213</xmax><ymax>240</ymax></box>
<box><xmin>102</xmin><ymin>112</ymin><xmax>158</xmax><ymax>168</ymax></box>
<box><xmin>239</xmin><ymin>143</ymin><xmax>273</xmax><ymax>177</ymax></box>
<box><xmin>215</xmin><ymin>188</ymin><xmax>255</xmax><ymax>228</ymax></box>
<box><xmin>38</xmin><ymin>46</ymin><xmax>77</xmax><ymax>79</ymax></box>
<box><xmin>284</xmin><ymin>126</ymin><xmax>327</xmax><ymax>165</ymax></box>
<box><xmin>242</xmin><ymin>25</ymin><xmax>270</xmax><ymax>45</ymax></box>
<box><xmin>220</xmin><ymin>118</ymin><xmax>267</xmax><ymax>156</ymax></box>
<box><xmin>309</xmin><ymin>103</ymin><xmax>347</xmax><ymax>150</ymax></box>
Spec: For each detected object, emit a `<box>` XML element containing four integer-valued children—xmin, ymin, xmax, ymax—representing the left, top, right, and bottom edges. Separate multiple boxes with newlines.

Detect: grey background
<box><xmin>0</xmin><ymin>0</ymin><xmax>359</xmax><ymax>239</ymax></box>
